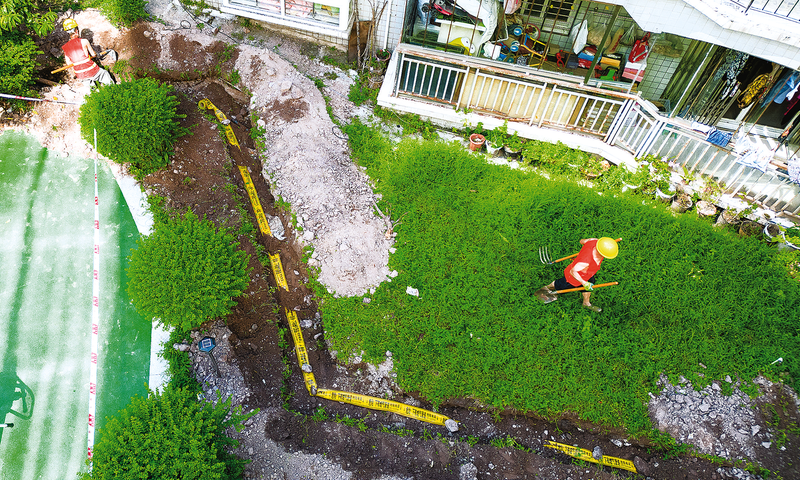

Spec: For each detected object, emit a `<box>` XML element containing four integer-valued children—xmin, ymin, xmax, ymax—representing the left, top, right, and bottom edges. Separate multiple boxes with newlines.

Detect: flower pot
<box><xmin>368</xmin><ymin>73</ymin><xmax>384</xmax><ymax>89</ymax></box>
<box><xmin>655</xmin><ymin>188</ymin><xmax>675</xmax><ymax>203</ymax></box>
<box><xmin>671</xmin><ymin>193</ymin><xmax>693</xmax><ymax>213</ymax></box>
<box><xmin>469</xmin><ymin>134</ymin><xmax>486</xmax><ymax>151</ymax></box>
<box><xmin>738</xmin><ymin>220</ymin><xmax>762</xmax><ymax>237</ymax></box>
<box><xmin>503</xmin><ymin>145</ymin><xmax>521</xmax><ymax>157</ymax></box>
<box><xmin>714</xmin><ymin>209</ymin><xmax>739</xmax><ymax>227</ymax></box>
<box><xmin>696</xmin><ymin>200</ymin><xmax>717</xmax><ymax>218</ymax></box>
<box><xmin>485</xmin><ymin>140</ymin><xmax>503</xmax><ymax>156</ymax></box>
<box><xmin>621</xmin><ymin>183</ymin><xmax>640</xmax><ymax>193</ymax></box>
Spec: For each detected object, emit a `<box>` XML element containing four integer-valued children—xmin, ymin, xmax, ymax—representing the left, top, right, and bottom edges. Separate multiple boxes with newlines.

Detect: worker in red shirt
<box><xmin>541</xmin><ymin>237</ymin><xmax>618</xmax><ymax>312</ymax></box>
<box><xmin>60</xmin><ymin>19</ymin><xmax>114</xmax><ymax>86</ymax></box>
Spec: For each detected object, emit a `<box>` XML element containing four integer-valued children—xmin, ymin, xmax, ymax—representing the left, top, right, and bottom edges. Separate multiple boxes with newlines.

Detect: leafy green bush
<box><xmin>0</xmin><ymin>0</ymin><xmax>57</xmax><ymax>36</ymax></box>
<box><xmin>86</xmin><ymin>0</ymin><xmax>149</xmax><ymax>27</ymax></box>
<box><xmin>79</xmin><ymin>386</ymin><xmax>253</xmax><ymax>480</ymax></box>
<box><xmin>0</xmin><ymin>32</ymin><xmax>41</xmax><ymax>105</ymax></box>
<box><xmin>327</xmin><ymin>124</ymin><xmax>800</xmax><ymax>435</ymax></box>
<box><xmin>127</xmin><ymin>209</ymin><xmax>250</xmax><ymax>330</ymax></box>
<box><xmin>79</xmin><ymin>78</ymin><xmax>189</xmax><ymax>179</ymax></box>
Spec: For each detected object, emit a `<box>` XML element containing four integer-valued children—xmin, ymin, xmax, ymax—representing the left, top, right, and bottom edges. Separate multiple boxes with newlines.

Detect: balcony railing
<box><xmin>383</xmin><ymin>45</ymin><xmax>800</xmax><ymax>218</ymax></box>
<box><xmin>730</xmin><ymin>0</ymin><xmax>800</xmax><ymax>22</ymax></box>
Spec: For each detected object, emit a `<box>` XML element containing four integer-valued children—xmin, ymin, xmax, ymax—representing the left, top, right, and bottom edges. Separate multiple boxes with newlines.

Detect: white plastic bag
<box><xmin>569</xmin><ymin>19</ymin><xmax>588</xmax><ymax>54</ymax></box>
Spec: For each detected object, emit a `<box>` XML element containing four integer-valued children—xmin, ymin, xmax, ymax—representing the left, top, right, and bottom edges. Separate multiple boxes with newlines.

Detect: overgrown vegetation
<box><xmin>322</xmin><ymin>120</ymin><xmax>800</xmax><ymax>438</ymax></box>
<box><xmin>127</xmin><ymin>209</ymin><xmax>251</xmax><ymax>331</ymax></box>
<box><xmin>0</xmin><ymin>31</ymin><xmax>41</xmax><ymax>105</ymax></box>
<box><xmin>85</xmin><ymin>0</ymin><xmax>149</xmax><ymax>27</ymax></box>
<box><xmin>79</xmin><ymin>385</ymin><xmax>254</xmax><ymax>479</ymax></box>
<box><xmin>79</xmin><ymin>78</ymin><xmax>189</xmax><ymax>179</ymax></box>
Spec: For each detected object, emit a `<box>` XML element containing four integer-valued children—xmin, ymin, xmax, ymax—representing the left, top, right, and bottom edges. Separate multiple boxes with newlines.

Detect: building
<box><xmin>204</xmin><ymin>0</ymin><xmax>800</xmax><ymax>229</ymax></box>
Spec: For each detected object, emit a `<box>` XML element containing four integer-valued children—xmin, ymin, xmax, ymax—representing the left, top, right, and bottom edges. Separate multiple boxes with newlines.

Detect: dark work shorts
<box><xmin>554</xmin><ymin>274</ymin><xmax>596</xmax><ymax>291</ymax></box>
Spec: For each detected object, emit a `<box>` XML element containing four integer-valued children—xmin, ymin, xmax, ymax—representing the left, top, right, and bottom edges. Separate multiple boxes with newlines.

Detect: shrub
<box><xmin>127</xmin><ymin>209</ymin><xmax>250</xmax><ymax>331</ymax></box>
<box><xmin>79</xmin><ymin>385</ymin><xmax>254</xmax><ymax>480</ymax></box>
<box><xmin>0</xmin><ymin>32</ymin><xmax>41</xmax><ymax>106</ymax></box>
<box><xmin>86</xmin><ymin>0</ymin><xmax>149</xmax><ymax>27</ymax></box>
<box><xmin>0</xmin><ymin>0</ymin><xmax>57</xmax><ymax>36</ymax></box>
<box><xmin>79</xmin><ymin>78</ymin><xmax>189</xmax><ymax>179</ymax></box>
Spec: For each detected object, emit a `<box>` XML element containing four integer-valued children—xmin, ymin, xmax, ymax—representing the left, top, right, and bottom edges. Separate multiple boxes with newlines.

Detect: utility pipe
<box><xmin>382</xmin><ymin>0</ymin><xmax>392</xmax><ymax>49</ymax></box>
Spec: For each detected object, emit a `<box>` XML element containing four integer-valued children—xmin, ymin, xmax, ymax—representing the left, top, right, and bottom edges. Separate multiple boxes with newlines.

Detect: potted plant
<box><xmin>503</xmin><ymin>131</ymin><xmax>525</xmax><ymax>157</ymax></box>
<box><xmin>484</xmin><ymin>127</ymin><xmax>505</xmax><ymax>156</ymax></box>
<box><xmin>375</xmin><ymin>48</ymin><xmax>391</xmax><ymax>64</ymax></box>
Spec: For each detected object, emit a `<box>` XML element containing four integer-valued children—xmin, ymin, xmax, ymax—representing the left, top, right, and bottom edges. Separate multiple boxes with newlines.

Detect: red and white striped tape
<box><xmin>88</xmin><ymin>129</ymin><xmax>100</xmax><ymax>461</ymax></box>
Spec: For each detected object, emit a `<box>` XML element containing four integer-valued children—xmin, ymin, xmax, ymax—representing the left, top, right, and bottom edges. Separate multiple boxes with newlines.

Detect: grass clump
<box><xmin>127</xmin><ymin>209</ymin><xmax>250</xmax><ymax>331</ymax></box>
<box><xmin>79</xmin><ymin>385</ymin><xmax>254</xmax><ymax>479</ymax></box>
<box><xmin>79</xmin><ymin>78</ymin><xmax>189</xmax><ymax>179</ymax></box>
<box><xmin>325</xmin><ymin>122</ymin><xmax>800</xmax><ymax>436</ymax></box>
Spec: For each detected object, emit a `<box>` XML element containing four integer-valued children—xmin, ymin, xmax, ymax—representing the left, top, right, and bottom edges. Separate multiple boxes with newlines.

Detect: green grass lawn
<box><xmin>0</xmin><ymin>131</ymin><xmax>150</xmax><ymax>479</ymax></box>
<box><xmin>321</xmin><ymin>122</ymin><xmax>800</xmax><ymax>436</ymax></box>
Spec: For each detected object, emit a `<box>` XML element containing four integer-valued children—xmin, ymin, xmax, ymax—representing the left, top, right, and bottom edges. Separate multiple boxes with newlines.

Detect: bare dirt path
<box><xmin>4</xmin><ymin>6</ymin><xmax>798</xmax><ymax>480</ymax></box>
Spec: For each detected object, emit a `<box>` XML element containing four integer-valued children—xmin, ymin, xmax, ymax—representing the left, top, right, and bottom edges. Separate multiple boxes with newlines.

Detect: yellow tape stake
<box><xmin>199</xmin><ymin>98</ymin><xmax>240</xmax><ymax>149</ymax></box>
<box><xmin>268</xmin><ymin>253</ymin><xmax>288</xmax><ymax>291</ymax></box>
<box><xmin>237</xmin><ymin>166</ymin><xmax>272</xmax><ymax>236</ymax></box>
<box><xmin>544</xmin><ymin>441</ymin><xmax>637</xmax><ymax>473</ymax></box>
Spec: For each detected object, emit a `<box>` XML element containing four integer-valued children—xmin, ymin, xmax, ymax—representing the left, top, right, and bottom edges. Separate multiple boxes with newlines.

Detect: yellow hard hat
<box><xmin>596</xmin><ymin>237</ymin><xmax>618</xmax><ymax>259</ymax></box>
<box><xmin>63</xmin><ymin>18</ymin><xmax>78</xmax><ymax>31</ymax></box>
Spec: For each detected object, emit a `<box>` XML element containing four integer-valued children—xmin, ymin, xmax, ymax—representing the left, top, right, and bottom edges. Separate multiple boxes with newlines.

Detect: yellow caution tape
<box><xmin>225</xmin><ymin>124</ymin><xmax>241</xmax><ymax>150</ymax></box>
<box><xmin>268</xmin><ymin>253</ymin><xmax>288</xmax><ymax>290</ymax></box>
<box><xmin>198</xmin><ymin>98</ymin><xmax>240</xmax><ymax>149</ymax></box>
<box><xmin>237</xmin><ymin>166</ymin><xmax>272</xmax><ymax>236</ymax></box>
<box><xmin>286</xmin><ymin>309</ymin><xmax>317</xmax><ymax>393</ymax></box>
<box><xmin>316</xmin><ymin>388</ymin><xmax>457</xmax><ymax>430</ymax></box>
<box><xmin>544</xmin><ymin>441</ymin><xmax>637</xmax><ymax>473</ymax></box>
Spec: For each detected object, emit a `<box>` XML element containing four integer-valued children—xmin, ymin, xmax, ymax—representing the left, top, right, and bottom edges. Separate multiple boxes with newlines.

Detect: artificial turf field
<box><xmin>0</xmin><ymin>131</ymin><xmax>151</xmax><ymax>478</ymax></box>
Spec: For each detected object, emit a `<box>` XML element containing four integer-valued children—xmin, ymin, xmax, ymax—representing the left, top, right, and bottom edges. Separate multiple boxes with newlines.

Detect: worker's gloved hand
<box><xmin>582</xmin><ymin>281</ymin><xmax>594</xmax><ymax>291</ymax></box>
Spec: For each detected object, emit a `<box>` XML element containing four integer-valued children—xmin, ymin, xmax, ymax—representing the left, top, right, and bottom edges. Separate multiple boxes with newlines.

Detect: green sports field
<box><xmin>0</xmin><ymin>131</ymin><xmax>151</xmax><ymax>478</ymax></box>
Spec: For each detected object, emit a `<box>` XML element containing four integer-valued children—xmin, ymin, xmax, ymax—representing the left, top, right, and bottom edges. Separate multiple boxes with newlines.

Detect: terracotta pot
<box><xmin>469</xmin><ymin>134</ymin><xmax>486</xmax><ymax>151</ymax></box>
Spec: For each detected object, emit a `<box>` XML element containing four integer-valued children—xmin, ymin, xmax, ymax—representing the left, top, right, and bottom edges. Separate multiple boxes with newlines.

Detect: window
<box><xmin>520</xmin><ymin>0</ymin><xmax>574</xmax><ymax>22</ymax></box>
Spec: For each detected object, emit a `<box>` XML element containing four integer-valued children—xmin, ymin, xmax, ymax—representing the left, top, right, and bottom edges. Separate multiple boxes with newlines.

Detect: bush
<box><xmin>79</xmin><ymin>78</ymin><xmax>189</xmax><ymax>179</ymax></box>
<box><xmin>86</xmin><ymin>0</ymin><xmax>149</xmax><ymax>27</ymax></box>
<box><xmin>0</xmin><ymin>32</ymin><xmax>41</xmax><ymax>105</ymax></box>
<box><xmin>0</xmin><ymin>0</ymin><xmax>57</xmax><ymax>36</ymax></box>
<box><xmin>127</xmin><ymin>209</ymin><xmax>250</xmax><ymax>330</ymax></box>
<box><xmin>79</xmin><ymin>385</ymin><xmax>254</xmax><ymax>480</ymax></box>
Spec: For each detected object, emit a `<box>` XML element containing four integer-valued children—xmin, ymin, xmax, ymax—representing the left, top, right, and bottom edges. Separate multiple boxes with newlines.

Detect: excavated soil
<box><xmin>4</xmin><ymin>8</ymin><xmax>798</xmax><ymax>480</ymax></box>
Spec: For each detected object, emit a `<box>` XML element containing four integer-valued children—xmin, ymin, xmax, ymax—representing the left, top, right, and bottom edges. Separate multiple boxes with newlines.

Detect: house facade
<box><xmin>203</xmin><ymin>0</ymin><xmax>800</xmax><ymax>228</ymax></box>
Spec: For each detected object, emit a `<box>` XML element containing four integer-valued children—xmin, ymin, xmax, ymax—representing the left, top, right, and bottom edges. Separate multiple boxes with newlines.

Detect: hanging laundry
<box><xmin>707</xmin><ymin>130</ymin><xmax>733</xmax><ymax>147</ymax></box>
<box><xmin>760</xmin><ymin>70</ymin><xmax>800</xmax><ymax>105</ymax></box>
<box><xmin>734</xmin><ymin>135</ymin><xmax>773</xmax><ymax>172</ymax></box>
<box><xmin>788</xmin><ymin>156</ymin><xmax>800</xmax><ymax>185</ymax></box>
<box><xmin>713</xmin><ymin>51</ymin><xmax>749</xmax><ymax>86</ymax></box>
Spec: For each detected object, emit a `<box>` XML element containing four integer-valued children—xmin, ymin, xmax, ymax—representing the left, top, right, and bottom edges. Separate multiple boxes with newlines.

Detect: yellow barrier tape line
<box><xmin>198</xmin><ymin>98</ymin><xmax>240</xmax><ymax>149</ymax></box>
<box><xmin>286</xmin><ymin>309</ymin><xmax>317</xmax><ymax>393</ymax></box>
<box><xmin>237</xmin><ymin>166</ymin><xmax>272</xmax><ymax>236</ymax></box>
<box><xmin>544</xmin><ymin>441</ymin><xmax>637</xmax><ymax>473</ymax></box>
<box><xmin>268</xmin><ymin>253</ymin><xmax>288</xmax><ymax>291</ymax></box>
<box><xmin>316</xmin><ymin>388</ymin><xmax>457</xmax><ymax>430</ymax></box>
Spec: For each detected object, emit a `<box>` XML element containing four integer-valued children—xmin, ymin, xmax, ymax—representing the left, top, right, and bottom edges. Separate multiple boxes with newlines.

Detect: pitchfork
<box><xmin>539</xmin><ymin>238</ymin><xmax>622</xmax><ymax>265</ymax></box>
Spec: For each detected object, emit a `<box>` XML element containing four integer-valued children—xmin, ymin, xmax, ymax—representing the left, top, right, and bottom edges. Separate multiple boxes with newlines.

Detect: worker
<box><xmin>60</xmin><ymin>19</ymin><xmax>115</xmax><ymax>87</ymax></box>
<box><xmin>541</xmin><ymin>237</ymin><xmax>618</xmax><ymax>312</ymax></box>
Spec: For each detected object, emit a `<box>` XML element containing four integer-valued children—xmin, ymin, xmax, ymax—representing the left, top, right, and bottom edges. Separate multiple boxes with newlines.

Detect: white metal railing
<box><xmin>386</xmin><ymin>46</ymin><xmax>800</xmax><ymax>216</ymax></box>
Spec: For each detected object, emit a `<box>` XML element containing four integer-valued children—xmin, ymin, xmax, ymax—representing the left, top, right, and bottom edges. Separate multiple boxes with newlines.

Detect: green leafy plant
<box><xmin>0</xmin><ymin>0</ymin><xmax>57</xmax><ymax>36</ymax></box>
<box><xmin>127</xmin><ymin>209</ymin><xmax>250</xmax><ymax>331</ymax></box>
<box><xmin>79</xmin><ymin>385</ymin><xmax>255</xmax><ymax>479</ymax></box>
<box><xmin>88</xmin><ymin>0</ymin><xmax>149</xmax><ymax>27</ymax></box>
<box><xmin>0</xmin><ymin>31</ymin><xmax>41</xmax><ymax>105</ymax></box>
<box><xmin>79</xmin><ymin>78</ymin><xmax>189</xmax><ymax>180</ymax></box>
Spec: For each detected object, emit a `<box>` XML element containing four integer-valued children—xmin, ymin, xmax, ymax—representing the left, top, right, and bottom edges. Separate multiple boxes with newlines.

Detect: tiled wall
<box><xmin>637</xmin><ymin>46</ymin><xmax>685</xmax><ymax>101</ymax></box>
